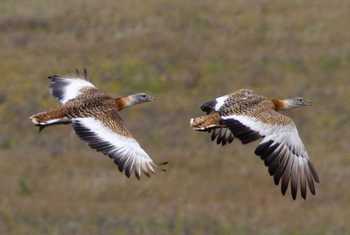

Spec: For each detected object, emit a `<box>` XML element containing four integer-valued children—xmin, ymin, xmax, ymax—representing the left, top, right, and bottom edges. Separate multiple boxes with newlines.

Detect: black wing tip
<box><xmin>279</xmin><ymin>176</ymin><xmax>318</xmax><ymax>200</ymax></box>
<box><xmin>280</xmin><ymin>190</ymin><xmax>310</xmax><ymax>200</ymax></box>
<box><xmin>113</xmin><ymin>159</ymin><xmax>157</xmax><ymax>180</ymax></box>
<box><xmin>48</xmin><ymin>68</ymin><xmax>89</xmax><ymax>81</ymax></box>
<box><xmin>290</xmin><ymin>187</ymin><xmax>316</xmax><ymax>200</ymax></box>
<box><xmin>277</xmin><ymin>162</ymin><xmax>319</xmax><ymax>200</ymax></box>
<box><xmin>48</xmin><ymin>74</ymin><xmax>60</xmax><ymax>80</ymax></box>
<box><xmin>200</xmin><ymin>100</ymin><xmax>217</xmax><ymax>113</ymax></box>
<box><xmin>83</xmin><ymin>68</ymin><xmax>88</xmax><ymax>79</ymax></box>
<box><xmin>113</xmin><ymin>159</ymin><xmax>125</xmax><ymax>173</ymax></box>
<box><xmin>118</xmin><ymin>166</ymin><xmax>123</xmax><ymax>173</ymax></box>
<box><xmin>157</xmin><ymin>161</ymin><xmax>169</xmax><ymax>172</ymax></box>
<box><xmin>301</xmin><ymin>192</ymin><xmax>307</xmax><ymax>200</ymax></box>
<box><xmin>254</xmin><ymin>140</ymin><xmax>274</xmax><ymax>156</ymax></box>
<box><xmin>255</xmin><ymin>140</ymin><xmax>320</xmax><ymax>200</ymax></box>
<box><xmin>281</xmin><ymin>184</ymin><xmax>288</xmax><ymax>196</ymax></box>
<box><xmin>75</xmin><ymin>68</ymin><xmax>89</xmax><ymax>80</ymax></box>
<box><xmin>135</xmin><ymin>172</ymin><xmax>141</xmax><ymax>180</ymax></box>
<box><xmin>210</xmin><ymin>128</ymin><xmax>235</xmax><ymax>146</ymax></box>
<box><xmin>291</xmin><ymin>183</ymin><xmax>298</xmax><ymax>200</ymax></box>
<box><xmin>240</xmin><ymin>133</ymin><xmax>261</xmax><ymax>144</ymax></box>
<box><xmin>308</xmin><ymin>161</ymin><xmax>320</xmax><ymax>183</ymax></box>
<box><xmin>125</xmin><ymin>166</ymin><xmax>132</xmax><ymax>178</ymax></box>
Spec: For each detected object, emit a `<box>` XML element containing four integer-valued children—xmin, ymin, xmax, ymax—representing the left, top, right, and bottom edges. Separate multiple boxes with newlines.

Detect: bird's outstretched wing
<box><xmin>221</xmin><ymin>110</ymin><xmax>319</xmax><ymax>200</ymax></box>
<box><xmin>48</xmin><ymin>70</ymin><xmax>99</xmax><ymax>104</ymax></box>
<box><xmin>71</xmin><ymin>108</ymin><xmax>157</xmax><ymax>179</ymax></box>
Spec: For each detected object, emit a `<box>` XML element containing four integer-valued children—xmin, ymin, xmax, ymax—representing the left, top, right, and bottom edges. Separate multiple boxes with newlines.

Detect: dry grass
<box><xmin>0</xmin><ymin>0</ymin><xmax>350</xmax><ymax>234</ymax></box>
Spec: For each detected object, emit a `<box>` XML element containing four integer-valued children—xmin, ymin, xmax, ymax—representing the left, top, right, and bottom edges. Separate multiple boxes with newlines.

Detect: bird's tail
<box><xmin>190</xmin><ymin>112</ymin><xmax>221</xmax><ymax>131</ymax></box>
<box><xmin>29</xmin><ymin>109</ymin><xmax>70</xmax><ymax>132</ymax></box>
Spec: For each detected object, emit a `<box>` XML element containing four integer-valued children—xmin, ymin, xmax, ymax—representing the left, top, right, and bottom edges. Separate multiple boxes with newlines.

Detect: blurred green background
<box><xmin>0</xmin><ymin>0</ymin><xmax>349</xmax><ymax>234</ymax></box>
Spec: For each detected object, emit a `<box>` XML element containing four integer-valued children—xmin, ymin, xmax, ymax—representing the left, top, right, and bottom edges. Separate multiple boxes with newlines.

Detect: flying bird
<box><xmin>190</xmin><ymin>89</ymin><xmax>319</xmax><ymax>200</ymax></box>
<box><xmin>30</xmin><ymin>69</ymin><xmax>165</xmax><ymax>179</ymax></box>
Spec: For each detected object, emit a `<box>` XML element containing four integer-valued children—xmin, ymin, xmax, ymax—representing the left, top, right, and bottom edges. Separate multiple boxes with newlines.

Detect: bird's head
<box><xmin>130</xmin><ymin>93</ymin><xmax>154</xmax><ymax>105</ymax></box>
<box><xmin>273</xmin><ymin>97</ymin><xmax>311</xmax><ymax>110</ymax></box>
<box><xmin>287</xmin><ymin>97</ymin><xmax>312</xmax><ymax>108</ymax></box>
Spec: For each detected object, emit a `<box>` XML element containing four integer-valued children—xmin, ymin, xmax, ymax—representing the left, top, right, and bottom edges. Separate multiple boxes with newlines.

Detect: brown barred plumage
<box><xmin>30</xmin><ymin>70</ymin><xmax>159</xmax><ymax>179</ymax></box>
<box><xmin>191</xmin><ymin>89</ymin><xmax>318</xmax><ymax>200</ymax></box>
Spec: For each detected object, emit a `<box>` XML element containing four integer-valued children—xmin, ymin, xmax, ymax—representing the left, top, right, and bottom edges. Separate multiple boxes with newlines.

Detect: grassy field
<box><xmin>0</xmin><ymin>0</ymin><xmax>350</xmax><ymax>234</ymax></box>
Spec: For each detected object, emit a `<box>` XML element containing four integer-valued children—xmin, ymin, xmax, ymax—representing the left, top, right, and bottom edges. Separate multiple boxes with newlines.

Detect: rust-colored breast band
<box><xmin>271</xmin><ymin>99</ymin><xmax>287</xmax><ymax>111</ymax></box>
<box><xmin>115</xmin><ymin>96</ymin><xmax>131</xmax><ymax>111</ymax></box>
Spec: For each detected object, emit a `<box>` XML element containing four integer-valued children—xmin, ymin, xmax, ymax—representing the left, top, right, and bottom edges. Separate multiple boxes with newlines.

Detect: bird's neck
<box><xmin>271</xmin><ymin>99</ymin><xmax>290</xmax><ymax>111</ymax></box>
<box><xmin>115</xmin><ymin>95</ymin><xmax>136</xmax><ymax>111</ymax></box>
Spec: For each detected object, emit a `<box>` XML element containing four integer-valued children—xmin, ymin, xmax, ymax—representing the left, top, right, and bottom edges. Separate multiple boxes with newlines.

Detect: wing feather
<box><xmin>290</xmin><ymin>157</ymin><xmax>299</xmax><ymax>199</ymax></box>
<box><xmin>48</xmin><ymin>74</ymin><xmax>98</xmax><ymax>104</ymax></box>
<box><xmin>71</xmin><ymin>110</ymin><xmax>156</xmax><ymax>179</ymax></box>
<box><xmin>220</xmin><ymin>118</ymin><xmax>261</xmax><ymax>144</ymax></box>
<box><xmin>208</xmin><ymin>128</ymin><xmax>235</xmax><ymax>146</ymax></box>
<box><xmin>266</xmin><ymin>145</ymin><xmax>284</xmax><ymax>174</ymax></box>
<box><xmin>299</xmin><ymin>158</ymin><xmax>307</xmax><ymax>199</ymax></box>
<box><xmin>221</xmin><ymin>112</ymin><xmax>319</xmax><ymax>200</ymax></box>
<box><xmin>281</xmin><ymin>153</ymin><xmax>294</xmax><ymax>195</ymax></box>
<box><xmin>273</xmin><ymin>146</ymin><xmax>289</xmax><ymax>185</ymax></box>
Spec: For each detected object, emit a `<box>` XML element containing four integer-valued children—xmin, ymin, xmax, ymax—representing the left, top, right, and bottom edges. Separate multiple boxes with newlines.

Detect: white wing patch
<box><xmin>72</xmin><ymin>117</ymin><xmax>156</xmax><ymax>178</ymax></box>
<box><xmin>222</xmin><ymin>115</ymin><xmax>282</xmax><ymax>136</ymax></box>
<box><xmin>222</xmin><ymin>114</ymin><xmax>308</xmax><ymax>158</ymax></box>
<box><xmin>214</xmin><ymin>95</ymin><xmax>229</xmax><ymax>111</ymax></box>
<box><xmin>49</xmin><ymin>75</ymin><xmax>96</xmax><ymax>104</ymax></box>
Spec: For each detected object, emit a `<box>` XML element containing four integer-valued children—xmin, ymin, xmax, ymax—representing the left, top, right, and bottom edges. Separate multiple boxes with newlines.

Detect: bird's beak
<box><xmin>148</xmin><ymin>96</ymin><xmax>154</xmax><ymax>102</ymax></box>
<box><xmin>304</xmin><ymin>99</ymin><xmax>312</xmax><ymax>106</ymax></box>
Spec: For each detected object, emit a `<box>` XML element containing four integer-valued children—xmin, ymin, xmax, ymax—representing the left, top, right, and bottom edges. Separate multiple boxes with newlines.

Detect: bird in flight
<box><xmin>190</xmin><ymin>89</ymin><xmax>319</xmax><ymax>200</ymax></box>
<box><xmin>30</xmin><ymin>69</ymin><xmax>166</xmax><ymax>179</ymax></box>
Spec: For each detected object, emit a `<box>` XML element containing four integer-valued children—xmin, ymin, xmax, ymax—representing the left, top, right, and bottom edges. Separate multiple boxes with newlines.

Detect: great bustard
<box><xmin>190</xmin><ymin>89</ymin><xmax>319</xmax><ymax>200</ymax></box>
<box><xmin>30</xmin><ymin>70</ymin><xmax>166</xmax><ymax>179</ymax></box>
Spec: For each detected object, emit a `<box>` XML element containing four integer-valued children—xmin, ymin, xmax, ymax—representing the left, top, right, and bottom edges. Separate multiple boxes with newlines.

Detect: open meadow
<box><xmin>0</xmin><ymin>0</ymin><xmax>350</xmax><ymax>234</ymax></box>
